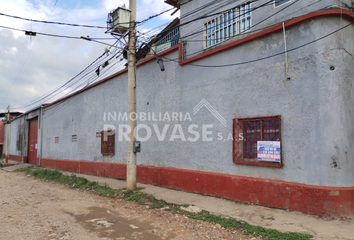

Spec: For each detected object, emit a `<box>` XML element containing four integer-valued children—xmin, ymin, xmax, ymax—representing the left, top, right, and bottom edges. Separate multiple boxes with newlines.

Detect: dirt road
<box><xmin>0</xmin><ymin>169</ymin><xmax>259</xmax><ymax>240</ymax></box>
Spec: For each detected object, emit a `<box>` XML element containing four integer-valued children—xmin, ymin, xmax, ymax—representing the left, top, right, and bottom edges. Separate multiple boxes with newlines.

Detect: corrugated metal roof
<box><xmin>8</xmin><ymin>105</ymin><xmax>42</xmax><ymax>123</ymax></box>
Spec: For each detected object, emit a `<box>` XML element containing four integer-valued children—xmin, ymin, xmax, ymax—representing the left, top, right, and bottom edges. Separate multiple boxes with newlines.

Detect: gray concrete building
<box><xmin>5</xmin><ymin>0</ymin><xmax>354</xmax><ymax>218</ymax></box>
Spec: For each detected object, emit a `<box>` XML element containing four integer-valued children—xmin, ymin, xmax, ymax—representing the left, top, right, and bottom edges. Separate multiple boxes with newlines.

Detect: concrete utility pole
<box><xmin>5</xmin><ymin>105</ymin><xmax>10</xmax><ymax>163</ymax></box>
<box><xmin>126</xmin><ymin>0</ymin><xmax>137</xmax><ymax>190</ymax></box>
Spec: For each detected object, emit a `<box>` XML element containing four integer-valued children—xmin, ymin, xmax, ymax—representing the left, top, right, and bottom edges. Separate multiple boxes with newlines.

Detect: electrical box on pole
<box><xmin>107</xmin><ymin>7</ymin><xmax>132</xmax><ymax>36</ymax></box>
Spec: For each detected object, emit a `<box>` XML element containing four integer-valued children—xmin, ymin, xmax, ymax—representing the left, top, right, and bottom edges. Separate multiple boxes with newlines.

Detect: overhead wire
<box><xmin>0</xmin><ymin>1</ymin><xmax>178</xmax><ymax>31</ymax></box>
<box><xmin>153</xmin><ymin>1</ymin><xmax>331</xmax><ymax>62</ymax></box>
<box><xmin>180</xmin><ymin>0</ymin><xmax>284</xmax><ymax>41</ymax></box>
<box><xmin>0</xmin><ymin>24</ymin><xmax>116</xmax><ymax>40</ymax></box>
<box><xmin>0</xmin><ymin>0</ymin><xmax>60</xmax><ymax>110</ymax></box>
<box><xmin>13</xmin><ymin>43</ymin><xmax>121</xmax><ymax>111</ymax></box>
<box><xmin>158</xmin><ymin>18</ymin><xmax>353</xmax><ymax>67</ymax></box>
<box><xmin>38</xmin><ymin>48</ymin><xmax>124</xmax><ymax>108</ymax></box>
<box><xmin>0</xmin><ymin>12</ymin><xmax>106</xmax><ymax>29</ymax></box>
<box><xmin>176</xmin><ymin>0</ymin><xmax>303</xmax><ymax>52</ymax></box>
<box><xmin>41</xmin><ymin>52</ymin><xmax>125</xmax><ymax>119</ymax></box>
<box><xmin>6</xmin><ymin>0</ymin><xmax>344</xmax><ymax>112</ymax></box>
<box><xmin>135</xmin><ymin>0</ymin><xmax>275</xmax><ymax>44</ymax></box>
<box><xmin>139</xmin><ymin>0</ymin><xmax>328</xmax><ymax>62</ymax></box>
<box><xmin>135</xmin><ymin>0</ymin><xmax>289</xmax><ymax>60</ymax></box>
<box><xmin>40</xmin><ymin>0</ymin><xmax>310</xmax><ymax>112</ymax></box>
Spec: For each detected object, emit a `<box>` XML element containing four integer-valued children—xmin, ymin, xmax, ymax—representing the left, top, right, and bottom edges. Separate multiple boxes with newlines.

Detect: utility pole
<box><xmin>5</xmin><ymin>105</ymin><xmax>10</xmax><ymax>163</ymax></box>
<box><xmin>126</xmin><ymin>0</ymin><xmax>137</xmax><ymax>190</ymax></box>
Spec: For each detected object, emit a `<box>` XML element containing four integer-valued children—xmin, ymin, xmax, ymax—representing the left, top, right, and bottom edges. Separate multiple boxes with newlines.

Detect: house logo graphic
<box><xmin>193</xmin><ymin>99</ymin><xmax>227</xmax><ymax>127</ymax></box>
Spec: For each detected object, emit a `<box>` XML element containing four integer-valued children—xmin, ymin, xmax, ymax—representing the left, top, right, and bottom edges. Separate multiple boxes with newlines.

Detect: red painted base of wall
<box><xmin>38</xmin><ymin>158</ymin><xmax>354</xmax><ymax>219</ymax></box>
<box><xmin>41</xmin><ymin>158</ymin><xmax>126</xmax><ymax>179</ymax></box>
<box><xmin>9</xmin><ymin>155</ymin><xmax>27</xmax><ymax>163</ymax></box>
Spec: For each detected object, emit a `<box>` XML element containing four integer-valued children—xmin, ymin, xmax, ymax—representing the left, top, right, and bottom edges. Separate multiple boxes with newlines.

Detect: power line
<box><xmin>40</xmin><ymin>18</ymin><xmax>352</xmax><ymax>117</ymax></box>
<box><xmin>13</xmin><ymin>47</ymin><xmax>121</xmax><ymax>111</ymax></box>
<box><xmin>179</xmin><ymin>0</ymin><xmax>306</xmax><ymax>43</ymax></box>
<box><xmin>138</xmin><ymin>0</ymin><xmax>322</xmax><ymax>62</ymax></box>
<box><xmin>180</xmin><ymin>0</ymin><xmax>293</xmax><ymax>41</ymax></box>
<box><xmin>0</xmin><ymin>0</ymin><xmax>60</xmax><ymax>110</ymax></box>
<box><xmin>32</xmin><ymin>48</ymin><xmax>124</xmax><ymax>109</ymax></box>
<box><xmin>177</xmin><ymin>0</ymin><xmax>276</xmax><ymax>39</ymax></box>
<box><xmin>137</xmin><ymin>7</ymin><xmax>176</xmax><ymax>25</ymax></box>
<box><xmin>0</xmin><ymin>12</ymin><xmax>107</xmax><ymax>29</ymax></box>
<box><xmin>160</xmin><ymin>19</ymin><xmax>353</xmax><ymax>67</ymax></box>
<box><xmin>41</xmin><ymin>53</ymin><xmax>125</xmax><ymax>119</ymax></box>
<box><xmin>0</xmin><ymin>4</ymin><xmax>177</xmax><ymax>30</ymax></box>
<box><xmin>0</xmin><ymin>24</ymin><xmax>116</xmax><ymax>40</ymax></box>
<box><xmin>6</xmin><ymin>0</ymin><xmax>338</xmax><ymax>111</ymax></box>
<box><xmin>135</xmin><ymin>0</ymin><xmax>275</xmax><ymax>43</ymax></box>
<box><xmin>45</xmin><ymin>5</ymin><xmax>350</xmax><ymax>112</ymax></box>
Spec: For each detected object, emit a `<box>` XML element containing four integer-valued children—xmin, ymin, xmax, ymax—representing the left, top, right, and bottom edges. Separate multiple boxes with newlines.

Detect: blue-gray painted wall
<box><xmin>6</xmin><ymin>2</ymin><xmax>354</xmax><ymax>187</ymax></box>
<box><xmin>180</xmin><ymin>0</ymin><xmax>352</xmax><ymax>58</ymax></box>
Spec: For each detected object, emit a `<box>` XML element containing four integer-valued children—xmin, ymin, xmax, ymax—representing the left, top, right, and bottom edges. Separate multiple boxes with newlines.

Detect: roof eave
<box><xmin>164</xmin><ymin>0</ymin><xmax>179</xmax><ymax>8</ymax></box>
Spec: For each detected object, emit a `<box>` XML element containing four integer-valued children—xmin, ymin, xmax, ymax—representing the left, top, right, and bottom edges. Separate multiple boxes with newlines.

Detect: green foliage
<box><xmin>23</xmin><ymin>168</ymin><xmax>313</xmax><ymax>240</ymax></box>
<box><xmin>15</xmin><ymin>167</ymin><xmax>33</xmax><ymax>172</ymax></box>
<box><xmin>25</xmin><ymin>169</ymin><xmax>115</xmax><ymax>197</ymax></box>
<box><xmin>149</xmin><ymin>200</ymin><xmax>166</xmax><ymax>209</ymax></box>
<box><xmin>166</xmin><ymin>207</ymin><xmax>313</xmax><ymax>240</ymax></box>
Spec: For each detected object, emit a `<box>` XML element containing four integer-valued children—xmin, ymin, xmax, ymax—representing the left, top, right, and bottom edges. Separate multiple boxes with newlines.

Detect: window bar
<box><xmin>204</xmin><ymin>2</ymin><xmax>251</xmax><ymax>48</ymax></box>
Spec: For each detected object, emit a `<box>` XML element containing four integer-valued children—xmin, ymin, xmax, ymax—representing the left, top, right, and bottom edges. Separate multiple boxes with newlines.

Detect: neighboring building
<box><xmin>2</xmin><ymin>109</ymin><xmax>39</xmax><ymax>163</ymax></box>
<box><xmin>0</xmin><ymin>121</ymin><xmax>4</xmax><ymax>158</ymax></box>
<box><xmin>0</xmin><ymin>112</ymin><xmax>23</xmax><ymax>160</ymax></box>
<box><xmin>5</xmin><ymin>0</ymin><xmax>354</xmax><ymax>218</ymax></box>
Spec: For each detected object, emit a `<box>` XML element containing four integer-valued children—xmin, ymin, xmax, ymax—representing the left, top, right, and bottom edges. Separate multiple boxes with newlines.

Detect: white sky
<box><xmin>0</xmin><ymin>0</ymin><xmax>178</xmax><ymax>113</ymax></box>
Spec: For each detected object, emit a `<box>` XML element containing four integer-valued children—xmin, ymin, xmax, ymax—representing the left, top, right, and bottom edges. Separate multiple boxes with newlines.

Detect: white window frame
<box><xmin>204</xmin><ymin>2</ymin><xmax>251</xmax><ymax>49</ymax></box>
<box><xmin>274</xmin><ymin>0</ymin><xmax>292</xmax><ymax>8</ymax></box>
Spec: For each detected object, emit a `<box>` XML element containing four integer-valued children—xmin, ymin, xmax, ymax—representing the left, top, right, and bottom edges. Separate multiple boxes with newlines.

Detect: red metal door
<box><xmin>28</xmin><ymin>118</ymin><xmax>38</xmax><ymax>165</ymax></box>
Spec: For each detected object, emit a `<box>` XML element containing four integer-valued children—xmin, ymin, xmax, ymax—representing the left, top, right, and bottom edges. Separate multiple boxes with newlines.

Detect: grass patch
<box><xmin>22</xmin><ymin>168</ymin><xmax>313</xmax><ymax>240</ymax></box>
<box><xmin>165</xmin><ymin>207</ymin><xmax>313</xmax><ymax>240</ymax></box>
<box><xmin>16</xmin><ymin>167</ymin><xmax>33</xmax><ymax>172</ymax></box>
<box><xmin>25</xmin><ymin>168</ymin><xmax>116</xmax><ymax>197</ymax></box>
<box><xmin>149</xmin><ymin>200</ymin><xmax>166</xmax><ymax>209</ymax></box>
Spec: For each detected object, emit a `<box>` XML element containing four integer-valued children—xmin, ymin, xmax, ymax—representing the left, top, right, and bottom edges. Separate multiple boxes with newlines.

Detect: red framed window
<box><xmin>233</xmin><ymin>115</ymin><xmax>281</xmax><ymax>167</ymax></box>
<box><xmin>101</xmin><ymin>130</ymin><xmax>115</xmax><ymax>155</ymax></box>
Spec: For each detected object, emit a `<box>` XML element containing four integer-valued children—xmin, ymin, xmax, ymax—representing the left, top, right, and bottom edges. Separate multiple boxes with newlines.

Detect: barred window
<box><xmin>101</xmin><ymin>130</ymin><xmax>115</xmax><ymax>155</ymax></box>
<box><xmin>204</xmin><ymin>2</ymin><xmax>251</xmax><ymax>48</ymax></box>
<box><xmin>233</xmin><ymin>115</ymin><xmax>281</xmax><ymax>167</ymax></box>
<box><xmin>274</xmin><ymin>0</ymin><xmax>292</xmax><ymax>7</ymax></box>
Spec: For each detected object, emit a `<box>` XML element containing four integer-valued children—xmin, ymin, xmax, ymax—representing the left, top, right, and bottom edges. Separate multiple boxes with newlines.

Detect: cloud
<box><xmin>0</xmin><ymin>0</ymin><xmax>120</xmax><ymax>112</ymax></box>
<box><xmin>0</xmin><ymin>0</ymin><xmax>178</xmax><ymax>113</ymax></box>
<box><xmin>137</xmin><ymin>0</ymin><xmax>178</xmax><ymax>21</ymax></box>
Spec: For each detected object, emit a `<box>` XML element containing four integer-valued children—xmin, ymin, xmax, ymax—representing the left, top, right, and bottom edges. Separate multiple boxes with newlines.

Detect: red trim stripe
<box><xmin>179</xmin><ymin>9</ymin><xmax>354</xmax><ymax>65</ymax></box>
<box><xmin>43</xmin><ymin>9</ymin><xmax>354</xmax><ymax>108</ymax></box>
<box><xmin>36</xmin><ymin>157</ymin><xmax>354</xmax><ymax>219</ymax></box>
<box><xmin>8</xmin><ymin>154</ymin><xmax>26</xmax><ymax>163</ymax></box>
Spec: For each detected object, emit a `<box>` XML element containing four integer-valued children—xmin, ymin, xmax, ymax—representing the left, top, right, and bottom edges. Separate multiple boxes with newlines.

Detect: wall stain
<box><xmin>330</xmin><ymin>157</ymin><xmax>341</xmax><ymax>169</ymax></box>
<box><xmin>16</xmin><ymin>123</ymin><xmax>23</xmax><ymax>154</ymax></box>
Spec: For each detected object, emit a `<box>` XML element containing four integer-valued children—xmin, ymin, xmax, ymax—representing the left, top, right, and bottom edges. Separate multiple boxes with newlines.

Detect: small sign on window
<box><xmin>257</xmin><ymin>141</ymin><xmax>281</xmax><ymax>162</ymax></box>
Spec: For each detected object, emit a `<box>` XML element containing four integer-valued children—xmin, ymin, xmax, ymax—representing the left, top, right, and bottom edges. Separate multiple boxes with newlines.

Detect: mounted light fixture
<box><xmin>157</xmin><ymin>58</ymin><xmax>165</xmax><ymax>72</ymax></box>
<box><xmin>101</xmin><ymin>61</ymin><xmax>109</xmax><ymax>68</ymax></box>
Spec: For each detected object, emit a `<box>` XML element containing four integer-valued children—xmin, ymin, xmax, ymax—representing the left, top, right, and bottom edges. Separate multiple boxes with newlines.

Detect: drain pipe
<box><xmin>282</xmin><ymin>22</ymin><xmax>290</xmax><ymax>80</ymax></box>
<box><xmin>39</xmin><ymin>105</ymin><xmax>44</xmax><ymax>166</ymax></box>
<box><xmin>22</xmin><ymin>116</ymin><xmax>25</xmax><ymax>163</ymax></box>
